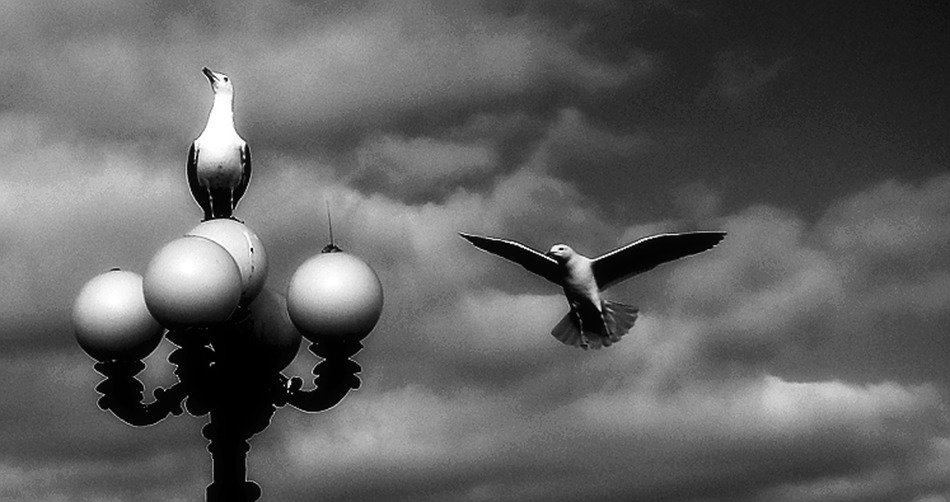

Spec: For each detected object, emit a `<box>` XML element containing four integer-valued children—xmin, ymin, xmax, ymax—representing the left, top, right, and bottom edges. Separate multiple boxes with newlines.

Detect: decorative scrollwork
<box><xmin>284</xmin><ymin>337</ymin><xmax>363</xmax><ymax>412</ymax></box>
<box><xmin>93</xmin><ymin>359</ymin><xmax>185</xmax><ymax>426</ymax></box>
<box><xmin>166</xmin><ymin>329</ymin><xmax>216</xmax><ymax>416</ymax></box>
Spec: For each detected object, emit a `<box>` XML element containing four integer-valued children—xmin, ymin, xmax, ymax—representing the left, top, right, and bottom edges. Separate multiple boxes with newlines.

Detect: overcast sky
<box><xmin>1</xmin><ymin>0</ymin><xmax>949</xmax><ymax>500</ymax></box>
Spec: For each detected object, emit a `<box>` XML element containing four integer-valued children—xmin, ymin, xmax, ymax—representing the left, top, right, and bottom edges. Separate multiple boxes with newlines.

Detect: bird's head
<box><xmin>546</xmin><ymin>244</ymin><xmax>574</xmax><ymax>263</ymax></box>
<box><xmin>202</xmin><ymin>67</ymin><xmax>234</xmax><ymax>96</ymax></box>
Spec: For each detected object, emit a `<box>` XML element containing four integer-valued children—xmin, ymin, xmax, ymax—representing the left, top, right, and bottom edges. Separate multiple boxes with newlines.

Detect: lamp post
<box><xmin>72</xmin><ymin>176</ymin><xmax>383</xmax><ymax>500</ymax></box>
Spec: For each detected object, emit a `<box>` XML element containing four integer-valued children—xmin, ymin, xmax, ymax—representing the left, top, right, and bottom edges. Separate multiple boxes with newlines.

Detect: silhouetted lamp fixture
<box><xmin>73</xmin><ymin>189</ymin><xmax>383</xmax><ymax>501</ymax></box>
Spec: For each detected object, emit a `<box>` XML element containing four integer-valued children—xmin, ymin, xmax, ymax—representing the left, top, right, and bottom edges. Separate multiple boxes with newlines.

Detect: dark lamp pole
<box><xmin>73</xmin><ymin>171</ymin><xmax>383</xmax><ymax>501</ymax></box>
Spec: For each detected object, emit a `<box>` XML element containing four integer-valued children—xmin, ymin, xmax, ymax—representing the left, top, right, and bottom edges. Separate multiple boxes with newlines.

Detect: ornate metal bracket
<box><xmin>283</xmin><ymin>337</ymin><xmax>363</xmax><ymax>412</ymax></box>
<box><xmin>91</xmin><ymin>329</ymin><xmax>364</xmax><ymax>501</ymax></box>
<box><xmin>93</xmin><ymin>359</ymin><xmax>185</xmax><ymax>426</ymax></box>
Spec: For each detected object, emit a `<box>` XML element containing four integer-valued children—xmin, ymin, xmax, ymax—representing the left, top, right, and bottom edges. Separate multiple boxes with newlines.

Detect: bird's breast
<box><xmin>561</xmin><ymin>258</ymin><xmax>601</xmax><ymax>306</ymax></box>
<box><xmin>194</xmin><ymin>131</ymin><xmax>244</xmax><ymax>158</ymax></box>
<box><xmin>193</xmin><ymin>140</ymin><xmax>245</xmax><ymax>188</ymax></box>
<box><xmin>196</xmin><ymin>146</ymin><xmax>242</xmax><ymax>167</ymax></box>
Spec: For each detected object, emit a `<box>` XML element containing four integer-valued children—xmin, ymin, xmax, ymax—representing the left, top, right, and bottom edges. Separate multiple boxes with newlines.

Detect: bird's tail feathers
<box><xmin>602</xmin><ymin>300</ymin><xmax>638</xmax><ymax>346</ymax></box>
<box><xmin>551</xmin><ymin>313</ymin><xmax>588</xmax><ymax>349</ymax></box>
<box><xmin>550</xmin><ymin>302</ymin><xmax>638</xmax><ymax>350</ymax></box>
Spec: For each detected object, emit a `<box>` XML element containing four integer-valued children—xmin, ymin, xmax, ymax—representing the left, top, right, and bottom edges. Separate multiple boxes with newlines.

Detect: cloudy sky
<box><xmin>1</xmin><ymin>0</ymin><xmax>948</xmax><ymax>500</ymax></box>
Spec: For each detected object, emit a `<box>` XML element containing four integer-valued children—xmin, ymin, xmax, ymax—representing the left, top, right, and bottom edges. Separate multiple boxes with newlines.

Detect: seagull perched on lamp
<box><xmin>187</xmin><ymin>67</ymin><xmax>251</xmax><ymax>221</ymax></box>
<box><xmin>459</xmin><ymin>231</ymin><xmax>725</xmax><ymax>349</ymax></box>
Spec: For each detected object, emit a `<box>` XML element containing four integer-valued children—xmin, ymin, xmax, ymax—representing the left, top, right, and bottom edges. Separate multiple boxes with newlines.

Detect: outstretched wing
<box><xmin>186</xmin><ymin>143</ymin><xmax>210</xmax><ymax>211</ymax></box>
<box><xmin>233</xmin><ymin>142</ymin><xmax>252</xmax><ymax>205</ymax></box>
<box><xmin>459</xmin><ymin>233</ymin><xmax>562</xmax><ymax>285</ymax></box>
<box><xmin>592</xmin><ymin>231</ymin><xmax>726</xmax><ymax>289</ymax></box>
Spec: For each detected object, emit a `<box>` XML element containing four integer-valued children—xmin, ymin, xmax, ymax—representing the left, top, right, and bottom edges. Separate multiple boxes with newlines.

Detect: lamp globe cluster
<box><xmin>74</xmin><ymin>215</ymin><xmax>382</xmax><ymax>363</ymax></box>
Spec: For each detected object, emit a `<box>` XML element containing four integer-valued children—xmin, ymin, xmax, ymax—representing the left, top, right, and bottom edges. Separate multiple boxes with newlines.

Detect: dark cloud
<box><xmin>0</xmin><ymin>0</ymin><xmax>948</xmax><ymax>500</ymax></box>
<box><xmin>351</xmin><ymin>133</ymin><xmax>497</xmax><ymax>201</ymax></box>
<box><xmin>698</xmin><ymin>49</ymin><xmax>791</xmax><ymax>112</ymax></box>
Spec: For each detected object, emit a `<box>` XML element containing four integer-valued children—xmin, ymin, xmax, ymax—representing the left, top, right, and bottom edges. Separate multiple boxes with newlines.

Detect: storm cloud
<box><xmin>1</xmin><ymin>1</ymin><xmax>948</xmax><ymax>501</ymax></box>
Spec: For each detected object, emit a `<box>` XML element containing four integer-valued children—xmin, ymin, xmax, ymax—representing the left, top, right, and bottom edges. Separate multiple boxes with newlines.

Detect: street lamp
<box><xmin>73</xmin><ymin>177</ymin><xmax>383</xmax><ymax>500</ymax></box>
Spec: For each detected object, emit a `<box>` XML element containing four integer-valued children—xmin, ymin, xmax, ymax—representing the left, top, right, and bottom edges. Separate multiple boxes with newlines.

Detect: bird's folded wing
<box><xmin>186</xmin><ymin>143</ymin><xmax>210</xmax><ymax>206</ymax></box>
<box><xmin>592</xmin><ymin>231</ymin><xmax>726</xmax><ymax>289</ymax></box>
<box><xmin>234</xmin><ymin>142</ymin><xmax>252</xmax><ymax>202</ymax></box>
<box><xmin>186</xmin><ymin>143</ymin><xmax>199</xmax><ymax>188</ymax></box>
<box><xmin>459</xmin><ymin>233</ymin><xmax>561</xmax><ymax>285</ymax></box>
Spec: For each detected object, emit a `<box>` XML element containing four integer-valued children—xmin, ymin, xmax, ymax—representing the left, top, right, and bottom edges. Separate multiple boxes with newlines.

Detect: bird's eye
<box><xmin>223</xmin><ymin>77</ymin><xmax>229</xmax><ymax>82</ymax></box>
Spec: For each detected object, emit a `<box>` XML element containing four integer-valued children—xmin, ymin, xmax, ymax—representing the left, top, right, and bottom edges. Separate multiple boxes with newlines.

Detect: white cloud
<box><xmin>353</xmin><ymin>134</ymin><xmax>496</xmax><ymax>197</ymax></box>
<box><xmin>0</xmin><ymin>114</ymin><xmax>190</xmax><ymax>325</ymax></box>
<box><xmin>283</xmin><ymin>385</ymin><xmax>498</xmax><ymax>470</ymax></box>
<box><xmin>0</xmin><ymin>0</ymin><xmax>657</xmax><ymax>144</ymax></box>
<box><xmin>530</xmin><ymin>108</ymin><xmax>653</xmax><ymax>172</ymax></box>
<box><xmin>422</xmin><ymin>290</ymin><xmax>566</xmax><ymax>356</ymax></box>
<box><xmin>265</xmin><ymin>370</ymin><xmax>945</xmax><ymax>501</ymax></box>
<box><xmin>672</xmin><ymin>181</ymin><xmax>722</xmax><ymax>219</ymax></box>
<box><xmin>819</xmin><ymin>175</ymin><xmax>950</xmax><ymax>262</ymax></box>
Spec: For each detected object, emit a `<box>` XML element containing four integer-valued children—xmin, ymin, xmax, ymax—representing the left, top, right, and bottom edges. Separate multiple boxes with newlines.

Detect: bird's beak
<box><xmin>202</xmin><ymin>67</ymin><xmax>217</xmax><ymax>83</ymax></box>
<box><xmin>544</xmin><ymin>251</ymin><xmax>555</xmax><ymax>258</ymax></box>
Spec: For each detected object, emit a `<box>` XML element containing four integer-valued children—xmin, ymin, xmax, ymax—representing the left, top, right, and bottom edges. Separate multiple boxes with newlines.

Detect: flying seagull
<box><xmin>459</xmin><ymin>231</ymin><xmax>726</xmax><ymax>349</ymax></box>
<box><xmin>187</xmin><ymin>67</ymin><xmax>251</xmax><ymax>220</ymax></box>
